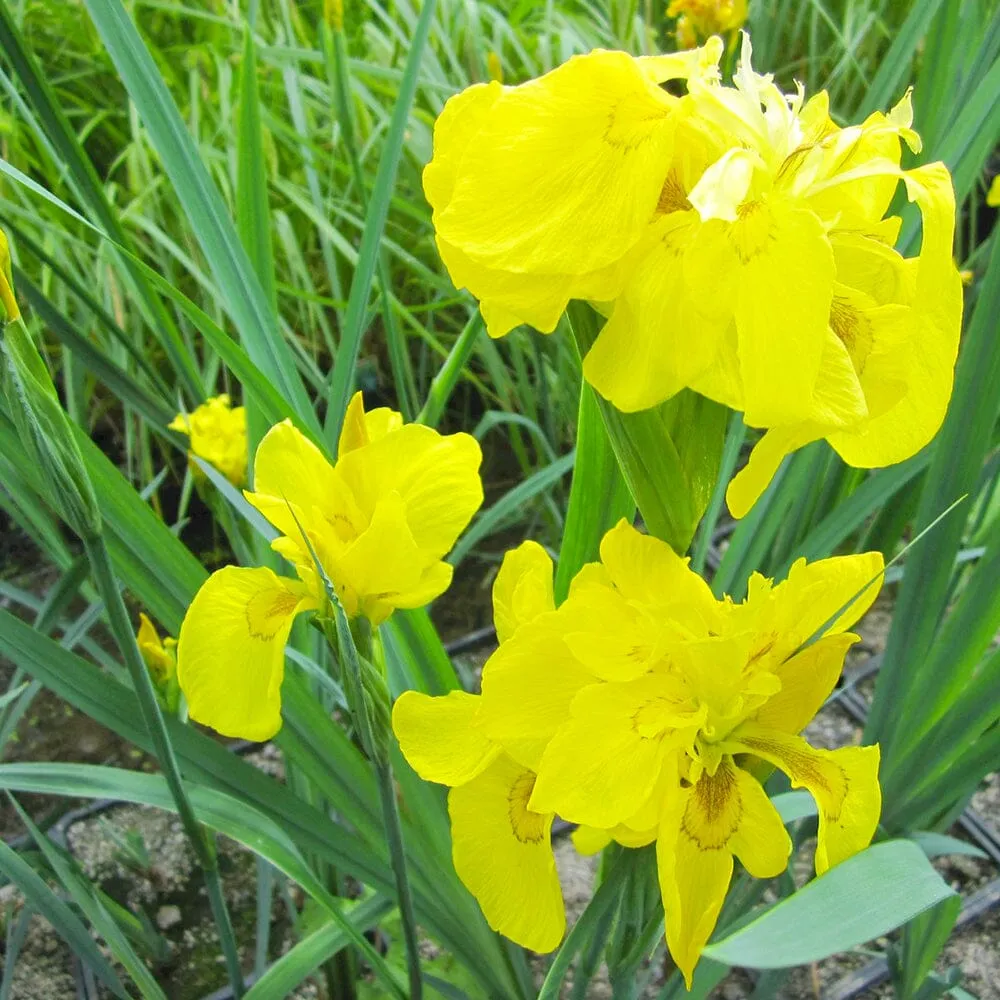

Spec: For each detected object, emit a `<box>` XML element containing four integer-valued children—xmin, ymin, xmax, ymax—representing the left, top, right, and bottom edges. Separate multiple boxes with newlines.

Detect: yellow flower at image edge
<box><xmin>426</xmin><ymin>34</ymin><xmax>962</xmax><ymax>520</ymax></box>
<box><xmin>395</xmin><ymin>521</ymin><xmax>883</xmax><ymax>983</ymax></box>
<box><xmin>169</xmin><ymin>395</ymin><xmax>248</xmax><ymax>487</ymax></box>
<box><xmin>177</xmin><ymin>392</ymin><xmax>483</xmax><ymax>741</ymax></box>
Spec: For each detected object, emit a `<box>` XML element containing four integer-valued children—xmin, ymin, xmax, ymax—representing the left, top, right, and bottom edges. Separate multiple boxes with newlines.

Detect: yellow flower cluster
<box><xmin>425</xmin><ymin>34</ymin><xmax>961</xmax><ymax>517</ymax></box>
<box><xmin>169</xmin><ymin>394</ymin><xmax>248</xmax><ymax>487</ymax></box>
<box><xmin>177</xmin><ymin>393</ymin><xmax>483</xmax><ymax>740</ymax></box>
<box><xmin>394</xmin><ymin>521</ymin><xmax>883</xmax><ymax>983</ymax></box>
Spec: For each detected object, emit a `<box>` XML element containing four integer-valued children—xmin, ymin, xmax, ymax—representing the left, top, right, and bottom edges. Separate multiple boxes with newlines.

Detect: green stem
<box><xmin>418</xmin><ymin>312</ymin><xmax>483</xmax><ymax>428</ymax></box>
<box><xmin>375</xmin><ymin>757</ymin><xmax>424</xmax><ymax>1000</ymax></box>
<box><xmin>326</xmin><ymin>614</ymin><xmax>422</xmax><ymax>999</ymax></box>
<box><xmin>82</xmin><ymin>534</ymin><xmax>245</xmax><ymax>997</ymax></box>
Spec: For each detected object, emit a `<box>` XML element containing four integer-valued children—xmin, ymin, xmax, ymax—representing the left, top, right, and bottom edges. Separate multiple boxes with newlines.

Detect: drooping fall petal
<box><xmin>448</xmin><ymin>755</ymin><xmax>565</xmax><ymax>953</ymax></box>
<box><xmin>177</xmin><ymin>567</ymin><xmax>316</xmax><ymax>741</ymax></box>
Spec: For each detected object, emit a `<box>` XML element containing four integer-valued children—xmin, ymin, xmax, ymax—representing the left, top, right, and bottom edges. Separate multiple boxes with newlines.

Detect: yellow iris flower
<box><xmin>669</xmin><ymin>0</ymin><xmax>747</xmax><ymax>50</ymax></box>
<box><xmin>169</xmin><ymin>394</ymin><xmax>249</xmax><ymax>487</ymax></box>
<box><xmin>177</xmin><ymin>392</ymin><xmax>483</xmax><ymax>741</ymax></box>
<box><xmin>392</xmin><ymin>541</ymin><xmax>565</xmax><ymax>952</ymax></box>
<box><xmin>395</xmin><ymin>521</ymin><xmax>883</xmax><ymax>982</ymax></box>
<box><xmin>426</xmin><ymin>34</ymin><xmax>962</xmax><ymax>518</ymax></box>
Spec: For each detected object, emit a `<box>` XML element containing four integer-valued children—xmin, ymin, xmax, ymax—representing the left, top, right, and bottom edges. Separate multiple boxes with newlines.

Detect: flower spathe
<box><xmin>177</xmin><ymin>393</ymin><xmax>483</xmax><ymax>741</ymax></box>
<box><xmin>169</xmin><ymin>395</ymin><xmax>248</xmax><ymax>487</ymax></box>
<box><xmin>426</xmin><ymin>34</ymin><xmax>962</xmax><ymax>518</ymax></box>
<box><xmin>394</xmin><ymin>521</ymin><xmax>883</xmax><ymax>983</ymax></box>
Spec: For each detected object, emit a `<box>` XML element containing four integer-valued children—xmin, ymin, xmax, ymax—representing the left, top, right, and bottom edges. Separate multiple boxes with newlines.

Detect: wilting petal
<box><xmin>529</xmin><ymin>676</ymin><xmax>696</xmax><ymax>828</ymax></box>
<box><xmin>449</xmin><ymin>755</ymin><xmax>565</xmax><ymax>952</ymax></box>
<box><xmin>751</xmin><ymin>632</ymin><xmax>858</xmax><ymax>736</ymax></box>
<box><xmin>335</xmin><ymin>424</ymin><xmax>483</xmax><ymax>559</ymax></box>
<box><xmin>729</xmin><ymin>724</ymin><xmax>881</xmax><ymax>874</ymax></box>
<box><xmin>436</xmin><ymin>50</ymin><xmax>675</xmax><ymax>276</ymax></box>
<box><xmin>492</xmin><ymin>540</ymin><xmax>555</xmax><ymax>644</ymax></box>
<box><xmin>177</xmin><ymin>567</ymin><xmax>315</xmax><ymax>741</ymax></box>
<box><xmin>392</xmin><ymin>690</ymin><xmax>499</xmax><ymax>786</ymax></box>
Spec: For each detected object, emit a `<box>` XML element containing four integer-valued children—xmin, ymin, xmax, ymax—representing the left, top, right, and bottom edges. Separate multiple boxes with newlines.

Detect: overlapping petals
<box><xmin>394</xmin><ymin>521</ymin><xmax>884</xmax><ymax>982</ymax></box>
<box><xmin>427</xmin><ymin>32</ymin><xmax>962</xmax><ymax>518</ymax></box>
<box><xmin>177</xmin><ymin>393</ymin><xmax>483</xmax><ymax>740</ymax></box>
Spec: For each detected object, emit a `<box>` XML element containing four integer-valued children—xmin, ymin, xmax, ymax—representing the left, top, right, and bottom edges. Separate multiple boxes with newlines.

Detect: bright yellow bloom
<box><xmin>392</xmin><ymin>541</ymin><xmax>565</xmax><ymax>952</ymax></box>
<box><xmin>427</xmin><ymin>35</ymin><xmax>961</xmax><ymax>518</ymax></box>
<box><xmin>400</xmin><ymin>521</ymin><xmax>883</xmax><ymax>981</ymax></box>
<box><xmin>669</xmin><ymin>0</ymin><xmax>747</xmax><ymax>49</ymax></box>
<box><xmin>177</xmin><ymin>393</ymin><xmax>483</xmax><ymax>740</ymax></box>
<box><xmin>424</xmin><ymin>39</ymin><xmax>726</xmax><ymax>340</ymax></box>
<box><xmin>169</xmin><ymin>395</ymin><xmax>248</xmax><ymax>487</ymax></box>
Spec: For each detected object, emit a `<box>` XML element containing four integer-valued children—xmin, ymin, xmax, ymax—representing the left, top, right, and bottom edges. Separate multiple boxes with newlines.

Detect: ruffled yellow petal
<box><xmin>335</xmin><ymin>423</ymin><xmax>483</xmax><ymax>559</ymax></box>
<box><xmin>177</xmin><ymin>567</ymin><xmax>316</xmax><ymax>741</ymax></box>
<box><xmin>733</xmin><ymin>201</ymin><xmax>835</xmax><ymax>426</ymax></box>
<box><xmin>750</xmin><ymin>632</ymin><xmax>857</xmax><ymax>736</ymax></box>
<box><xmin>337</xmin><ymin>491</ymin><xmax>435</xmax><ymax>624</ymax></box>
<box><xmin>773</xmin><ymin>551</ymin><xmax>885</xmax><ymax>640</ymax></box>
<box><xmin>437</xmin><ymin>236</ymin><xmax>624</xmax><ymax>338</ymax></box>
<box><xmin>449</xmin><ymin>756</ymin><xmax>565</xmax><ymax>952</ymax></box>
<box><xmin>492</xmin><ymin>540</ymin><xmax>555</xmax><ymax>644</ymax></box>
<box><xmin>423</xmin><ymin>82</ymin><xmax>504</xmax><ymax>213</ymax></box>
<box><xmin>247</xmin><ymin>419</ymin><xmax>360</xmax><ymax>544</ymax></box>
<box><xmin>479</xmin><ymin>619</ymin><xmax>592</xmax><ymax>770</ymax></box>
<box><xmin>598</xmin><ymin>519</ymin><xmax>722</xmax><ymax>633</ymax></box>
<box><xmin>583</xmin><ymin>212</ymin><xmax>729</xmax><ymax>411</ymax></box>
<box><xmin>435</xmin><ymin>50</ymin><xmax>676</xmax><ymax>277</ymax></box>
<box><xmin>729</xmin><ymin>724</ymin><xmax>881</xmax><ymax>874</ymax></box>
<box><xmin>392</xmin><ymin>690</ymin><xmax>499</xmax><ymax>786</ymax></box>
<box><xmin>529</xmin><ymin>675</ymin><xmax>698</xmax><ymax>828</ymax></box>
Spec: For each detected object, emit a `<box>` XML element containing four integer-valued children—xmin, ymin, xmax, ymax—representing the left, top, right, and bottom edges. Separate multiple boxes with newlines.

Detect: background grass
<box><xmin>1</xmin><ymin>0</ymin><xmax>999</xmax><ymax>997</ymax></box>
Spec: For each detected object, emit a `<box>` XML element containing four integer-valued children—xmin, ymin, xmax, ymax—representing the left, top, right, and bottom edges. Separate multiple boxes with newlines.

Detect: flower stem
<box><xmin>325</xmin><ymin>613</ymin><xmax>423</xmax><ymax>999</ymax></box>
<box><xmin>82</xmin><ymin>534</ymin><xmax>245</xmax><ymax>997</ymax></box>
<box><xmin>375</xmin><ymin>756</ymin><xmax>424</xmax><ymax>1000</ymax></box>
